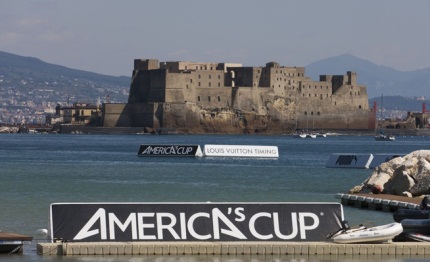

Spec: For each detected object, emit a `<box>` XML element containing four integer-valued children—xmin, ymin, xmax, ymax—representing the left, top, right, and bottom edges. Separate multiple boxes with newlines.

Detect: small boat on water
<box><xmin>0</xmin><ymin>232</ymin><xmax>32</xmax><ymax>254</ymax></box>
<box><xmin>400</xmin><ymin>219</ymin><xmax>430</xmax><ymax>234</ymax></box>
<box><xmin>403</xmin><ymin>232</ymin><xmax>430</xmax><ymax>242</ymax></box>
<box><xmin>331</xmin><ymin>222</ymin><xmax>403</xmax><ymax>244</ymax></box>
<box><xmin>393</xmin><ymin>209</ymin><xmax>430</xmax><ymax>222</ymax></box>
<box><xmin>375</xmin><ymin>133</ymin><xmax>395</xmax><ymax>141</ymax></box>
<box><xmin>292</xmin><ymin>132</ymin><xmax>306</xmax><ymax>138</ymax></box>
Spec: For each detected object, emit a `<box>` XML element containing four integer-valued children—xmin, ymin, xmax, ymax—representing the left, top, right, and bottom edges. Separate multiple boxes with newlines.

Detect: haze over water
<box><xmin>1</xmin><ymin>133</ymin><xmax>429</xmax><ymax>261</ymax></box>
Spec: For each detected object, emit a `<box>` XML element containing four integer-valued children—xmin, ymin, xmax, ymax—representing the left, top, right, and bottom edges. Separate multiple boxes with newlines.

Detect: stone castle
<box><xmin>102</xmin><ymin>59</ymin><xmax>371</xmax><ymax>134</ymax></box>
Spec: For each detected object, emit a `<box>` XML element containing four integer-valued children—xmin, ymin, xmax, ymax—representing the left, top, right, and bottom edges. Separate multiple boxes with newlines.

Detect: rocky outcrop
<box><xmin>161</xmin><ymin>100</ymin><xmax>296</xmax><ymax>134</ymax></box>
<box><xmin>349</xmin><ymin>150</ymin><xmax>430</xmax><ymax>197</ymax></box>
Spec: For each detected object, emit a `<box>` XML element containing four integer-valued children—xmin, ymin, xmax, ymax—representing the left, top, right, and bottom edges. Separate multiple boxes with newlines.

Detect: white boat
<box><xmin>374</xmin><ymin>94</ymin><xmax>395</xmax><ymax>141</ymax></box>
<box><xmin>331</xmin><ymin>222</ymin><xmax>403</xmax><ymax>244</ymax></box>
<box><xmin>374</xmin><ymin>133</ymin><xmax>395</xmax><ymax>141</ymax></box>
<box><xmin>292</xmin><ymin>132</ymin><xmax>306</xmax><ymax>138</ymax></box>
<box><xmin>306</xmin><ymin>133</ymin><xmax>316</xmax><ymax>138</ymax></box>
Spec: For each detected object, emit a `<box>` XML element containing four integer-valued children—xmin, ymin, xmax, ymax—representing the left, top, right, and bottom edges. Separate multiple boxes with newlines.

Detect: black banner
<box><xmin>137</xmin><ymin>145</ymin><xmax>202</xmax><ymax>157</ymax></box>
<box><xmin>50</xmin><ymin>203</ymin><xmax>343</xmax><ymax>242</ymax></box>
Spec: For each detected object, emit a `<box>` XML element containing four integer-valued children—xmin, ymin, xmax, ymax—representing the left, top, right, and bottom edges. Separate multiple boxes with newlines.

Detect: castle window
<box><xmin>309</xmin><ymin>94</ymin><xmax>311</xmax><ymax>97</ymax></box>
<box><xmin>196</xmin><ymin>66</ymin><xmax>198</xmax><ymax>69</ymax></box>
<box><xmin>209</xmin><ymin>82</ymin><xmax>211</xmax><ymax>87</ymax></box>
<box><xmin>209</xmin><ymin>75</ymin><xmax>212</xmax><ymax>79</ymax></box>
<box><xmin>198</xmin><ymin>75</ymin><xmax>201</xmax><ymax>79</ymax></box>
<box><xmin>190</xmin><ymin>79</ymin><xmax>193</xmax><ymax>83</ymax></box>
<box><xmin>320</xmin><ymin>94</ymin><xmax>323</xmax><ymax>99</ymax></box>
<box><xmin>218</xmin><ymin>96</ymin><xmax>221</xmax><ymax>102</ymax></box>
<box><xmin>185</xmin><ymin>66</ymin><xmax>188</xmax><ymax>70</ymax></box>
<box><xmin>208</xmin><ymin>96</ymin><xmax>211</xmax><ymax>102</ymax></box>
<box><xmin>218</xmin><ymin>83</ymin><xmax>220</xmax><ymax>87</ymax></box>
<box><xmin>304</xmin><ymin>111</ymin><xmax>307</xmax><ymax>115</ymax></box>
<box><xmin>198</xmin><ymin>82</ymin><xmax>201</xmax><ymax>87</ymax></box>
<box><xmin>358</xmin><ymin>91</ymin><xmax>360</xmax><ymax>96</ymax></box>
<box><xmin>218</xmin><ymin>75</ymin><xmax>221</xmax><ymax>79</ymax></box>
<box><xmin>311</xmin><ymin>111</ymin><xmax>314</xmax><ymax>115</ymax></box>
<box><xmin>359</xmin><ymin>105</ymin><xmax>362</xmax><ymax>109</ymax></box>
<box><xmin>198</xmin><ymin>96</ymin><xmax>200</xmax><ymax>101</ymax></box>
<box><xmin>318</xmin><ymin>111</ymin><xmax>321</xmax><ymax>115</ymax></box>
<box><xmin>186</xmin><ymin>85</ymin><xmax>188</xmax><ymax>89</ymax></box>
<box><xmin>350</xmin><ymin>91</ymin><xmax>352</xmax><ymax>95</ymax></box>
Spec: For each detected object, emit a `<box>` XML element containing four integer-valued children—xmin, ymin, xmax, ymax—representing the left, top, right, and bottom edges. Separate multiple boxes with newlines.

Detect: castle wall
<box><xmin>117</xmin><ymin>59</ymin><xmax>372</xmax><ymax>133</ymax></box>
<box><xmin>103</xmin><ymin>103</ymin><xmax>159</xmax><ymax>128</ymax></box>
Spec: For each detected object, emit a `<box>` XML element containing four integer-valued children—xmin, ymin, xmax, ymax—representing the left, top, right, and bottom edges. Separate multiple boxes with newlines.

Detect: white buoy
<box><xmin>34</xmin><ymin>228</ymin><xmax>48</xmax><ymax>237</ymax></box>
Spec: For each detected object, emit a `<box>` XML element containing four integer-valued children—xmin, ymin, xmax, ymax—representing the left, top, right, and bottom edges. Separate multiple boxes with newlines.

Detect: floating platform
<box><xmin>326</xmin><ymin>154</ymin><xmax>373</xmax><ymax>169</ymax></box>
<box><xmin>0</xmin><ymin>232</ymin><xmax>32</xmax><ymax>254</ymax></box>
<box><xmin>335</xmin><ymin>193</ymin><xmax>421</xmax><ymax>212</ymax></box>
<box><xmin>38</xmin><ymin>241</ymin><xmax>430</xmax><ymax>256</ymax></box>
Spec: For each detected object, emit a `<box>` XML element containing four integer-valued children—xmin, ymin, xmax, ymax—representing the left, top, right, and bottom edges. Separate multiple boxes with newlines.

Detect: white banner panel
<box><xmin>50</xmin><ymin>202</ymin><xmax>343</xmax><ymax>242</ymax></box>
<box><xmin>204</xmin><ymin>144</ymin><xmax>279</xmax><ymax>158</ymax></box>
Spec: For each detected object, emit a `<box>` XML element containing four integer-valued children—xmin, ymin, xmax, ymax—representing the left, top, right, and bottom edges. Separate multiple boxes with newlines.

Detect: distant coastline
<box><xmin>2</xmin><ymin>124</ymin><xmax>430</xmax><ymax>136</ymax></box>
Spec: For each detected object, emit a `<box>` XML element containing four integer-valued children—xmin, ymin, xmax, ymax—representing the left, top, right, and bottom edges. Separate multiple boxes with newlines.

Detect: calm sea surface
<box><xmin>1</xmin><ymin>133</ymin><xmax>429</xmax><ymax>262</ymax></box>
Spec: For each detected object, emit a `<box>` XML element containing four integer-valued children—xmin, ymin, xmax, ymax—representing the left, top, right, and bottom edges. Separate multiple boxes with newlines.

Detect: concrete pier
<box><xmin>38</xmin><ymin>241</ymin><xmax>430</xmax><ymax>256</ymax></box>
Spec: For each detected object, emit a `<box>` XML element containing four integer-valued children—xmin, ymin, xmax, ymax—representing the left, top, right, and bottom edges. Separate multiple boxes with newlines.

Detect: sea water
<box><xmin>0</xmin><ymin>133</ymin><xmax>429</xmax><ymax>262</ymax></box>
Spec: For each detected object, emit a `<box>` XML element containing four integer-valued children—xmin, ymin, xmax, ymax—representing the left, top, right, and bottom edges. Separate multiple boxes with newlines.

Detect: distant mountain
<box><xmin>0</xmin><ymin>51</ymin><xmax>130</xmax><ymax>103</ymax></box>
<box><xmin>305</xmin><ymin>54</ymin><xmax>430</xmax><ymax>99</ymax></box>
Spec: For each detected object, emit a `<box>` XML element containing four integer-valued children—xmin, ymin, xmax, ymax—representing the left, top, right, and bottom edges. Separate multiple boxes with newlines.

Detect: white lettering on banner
<box><xmin>74</xmin><ymin>208</ymin><xmax>107</xmax><ymax>240</ymax></box>
<box><xmin>141</xmin><ymin>146</ymin><xmax>194</xmax><ymax>155</ymax></box>
<box><xmin>157</xmin><ymin>213</ymin><xmax>180</xmax><ymax>240</ymax></box>
<box><xmin>212</xmin><ymin>208</ymin><xmax>246</xmax><ymax>239</ymax></box>
<box><xmin>72</xmin><ymin>207</ymin><xmax>321</xmax><ymax>241</ymax></box>
<box><xmin>187</xmin><ymin>212</ymin><xmax>211</xmax><ymax>240</ymax></box>
<box><xmin>109</xmin><ymin>213</ymin><xmax>137</xmax><ymax>240</ymax></box>
<box><xmin>138</xmin><ymin>212</ymin><xmax>156</xmax><ymax>240</ymax></box>
<box><xmin>204</xmin><ymin>145</ymin><xmax>279</xmax><ymax>158</ymax></box>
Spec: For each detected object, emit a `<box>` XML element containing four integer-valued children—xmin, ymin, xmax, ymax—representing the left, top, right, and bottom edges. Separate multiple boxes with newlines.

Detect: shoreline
<box><xmin>1</xmin><ymin>124</ymin><xmax>430</xmax><ymax>136</ymax></box>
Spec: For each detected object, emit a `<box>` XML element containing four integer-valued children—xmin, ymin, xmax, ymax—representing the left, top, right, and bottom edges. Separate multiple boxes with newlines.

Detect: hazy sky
<box><xmin>1</xmin><ymin>0</ymin><xmax>429</xmax><ymax>76</ymax></box>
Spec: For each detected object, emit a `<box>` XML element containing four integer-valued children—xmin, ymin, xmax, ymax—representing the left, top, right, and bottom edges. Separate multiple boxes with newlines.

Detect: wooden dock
<box><xmin>0</xmin><ymin>232</ymin><xmax>32</xmax><ymax>254</ymax></box>
<box><xmin>335</xmin><ymin>193</ymin><xmax>422</xmax><ymax>212</ymax></box>
<box><xmin>37</xmin><ymin>194</ymin><xmax>428</xmax><ymax>257</ymax></box>
<box><xmin>38</xmin><ymin>241</ymin><xmax>430</xmax><ymax>257</ymax></box>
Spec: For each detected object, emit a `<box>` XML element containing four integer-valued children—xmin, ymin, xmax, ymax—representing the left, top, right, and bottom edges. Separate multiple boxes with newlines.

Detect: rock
<box><xmin>349</xmin><ymin>150</ymin><xmax>430</xmax><ymax>197</ymax></box>
<box><xmin>410</xmin><ymin>175</ymin><xmax>430</xmax><ymax>195</ymax></box>
<box><xmin>386</xmin><ymin>170</ymin><xmax>415</xmax><ymax>195</ymax></box>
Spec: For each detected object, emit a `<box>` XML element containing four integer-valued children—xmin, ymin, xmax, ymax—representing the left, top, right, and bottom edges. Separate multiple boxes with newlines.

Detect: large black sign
<box><xmin>137</xmin><ymin>145</ymin><xmax>202</xmax><ymax>157</ymax></box>
<box><xmin>50</xmin><ymin>203</ymin><xmax>343</xmax><ymax>242</ymax></box>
